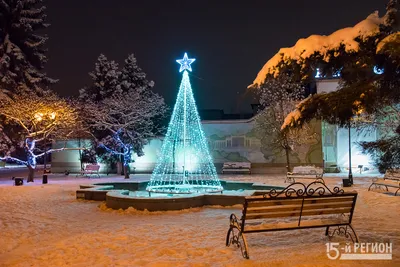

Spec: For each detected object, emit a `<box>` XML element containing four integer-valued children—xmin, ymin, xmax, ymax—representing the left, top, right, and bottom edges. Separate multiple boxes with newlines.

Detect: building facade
<box><xmin>51</xmin><ymin>79</ymin><xmax>377</xmax><ymax>174</ymax></box>
<box><xmin>318</xmin><ymin>79</ymin><xmax>377</xmax><ymax>172</ymax></box>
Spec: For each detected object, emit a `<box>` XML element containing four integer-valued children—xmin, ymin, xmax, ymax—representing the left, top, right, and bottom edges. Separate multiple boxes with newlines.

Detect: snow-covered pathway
<box><xmin>0</xmin><ymin>174</ymin><xmax>398</xmax><ymax>266</ymax></box>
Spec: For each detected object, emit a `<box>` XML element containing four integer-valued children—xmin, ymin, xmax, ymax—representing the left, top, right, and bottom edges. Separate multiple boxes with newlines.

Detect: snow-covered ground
<box><xmin>0</xmin><ymin>173</ymin><xmax>398</xmax><ymax>267</ymax></box>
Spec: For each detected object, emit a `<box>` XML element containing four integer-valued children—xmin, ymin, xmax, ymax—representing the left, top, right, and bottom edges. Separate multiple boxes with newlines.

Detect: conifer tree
<box><xmin>82</xmin><ymin>54</ymin><xmax>167</xmax><ymax>178</ymax></box>
<box><xmin>282</xmin><ymin>0</ymin><xmax>399</xmax><ymax>129</ymax></box>
<box><xmin>279</xmin><ymin>0</ymin><xmax>400</xmax><ymax>170</ymax></box>
<box><xmin>0</xmin><ymin>0</ymin><xmax>54</xmax><ymax>93</ymax></box>
<box><xmin>118</xmin><ymin>54</ymin><xmax>154</xmax><ymax>93</ymax></box>
<box><xmin>79</xmin><ymin>54</ymin><xmax>120</xmax><ymax>102</ymax></box>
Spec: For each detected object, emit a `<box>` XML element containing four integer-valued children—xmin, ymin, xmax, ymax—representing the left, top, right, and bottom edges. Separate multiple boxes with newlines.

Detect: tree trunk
<box><xmin>123</xmin><ymin>165</ymin><xmax>129</xmax><ymax>179</ymax></box>
<box><xmin>123</xmin><ymin>147</ymin><xmax>131</xmax><ymax>179</ymax></box>
<box><xmin>27</xmin><ymin>165</ymin><xmax>35</xmax><ymax>182</ymax></box>
<box><xmin>78</xmin><ymin>138</ymin><xmax>84</xmax><ymax>171</ymax></box>
<box><xmin>25</xmin><ymin>141</ymin><xmax>36</xmax><ymax>182</ymax></box>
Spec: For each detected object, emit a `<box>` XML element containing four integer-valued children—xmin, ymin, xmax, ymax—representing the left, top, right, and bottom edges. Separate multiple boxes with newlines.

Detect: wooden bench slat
<box><xmin>374</xmin><ymin>182</ymin><xmax>400</xmax><ymax>188</ymax></box>
<box><xmin>245</xmin><ymin>210</ymin><xmax>301</xmax><ymax>220</ymax></box>
<box><xmin>303</xmin><ymin>201</ymin><xmax>353</xmax><ymax>209</ymax></box>
<box><xmin>287</xmin><ymin>174</ymin><xmax>319</xmax><ymax>178</ymax></box>
<box><xmin>246</xmin><ymin>201</ymin><xmax>354</xmax><ymax>214</ymax></box>
<box><xmin>246</xmin><ymin>196</ymin><xmax>355</xmax><ymax>207</ymax></box>
<box><xmin>301</xmin><ymin>207</ymin><xmax>352</xmax><ymax>216</ymax></box>
<box><xmin>245</xmin><ymin>206</ymin><xmax>352</xmax><ymax>220</ymax></box>
<box><xmin>303</xmin><ymin>197</ymin><xmax>356</xmax><ymax>205</ymax></box>
<box><xmin>246</xmin><ymin>199</ymin><xmax>303</xmax><ymax>207</ymax></box>
<box><xmin>243</xmin><ymin>218</ymin><xmax>348</xmax><ymax>233</ymax></box>
<box><xmin>246</xmin><ymin>194</ymin><xmax>356</xmax><ymax>201</ymax></box>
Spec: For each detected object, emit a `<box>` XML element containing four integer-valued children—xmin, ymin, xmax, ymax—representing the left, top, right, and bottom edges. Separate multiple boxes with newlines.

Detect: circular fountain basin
<box><xmin>76</xmin><ymin>180</ymin><xmax>284</xmax><ymax>211</ymax></box>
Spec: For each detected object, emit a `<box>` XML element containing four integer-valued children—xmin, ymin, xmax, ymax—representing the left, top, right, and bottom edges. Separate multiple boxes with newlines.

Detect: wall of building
<box><xmin>322</xmin><ymin>122</ymin><xmax>377</xmax><ymax>171</ymax></box>
<box><xmin>51</xmin><ymin>139</ymin><xmax>91</xmax><ymax>173</ymax></box>
<box><xmin>316</xmin><ymin>79</ymin><xmax>340</xmax><ymax>93</ymax></box>
<box><xmin>54</xmin><ymin>79</ymin><xmax>359</xmax><ymax>174</ymax></box>
<box><xmin>51</xmin><ymin>117</ymin><xmax>323</xmax><ymax>174</ymax></box>
<box><xmin>202</xmin><ymin>118</ymin><xmax>323</xmax><ymax>173</ymax></box>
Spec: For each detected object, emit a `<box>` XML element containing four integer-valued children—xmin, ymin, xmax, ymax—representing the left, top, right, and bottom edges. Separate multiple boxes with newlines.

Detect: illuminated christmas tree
<box><xmin>146</xmin><ymin>53</ymin><xmax>222</xmax><ymax>193</ymax></box>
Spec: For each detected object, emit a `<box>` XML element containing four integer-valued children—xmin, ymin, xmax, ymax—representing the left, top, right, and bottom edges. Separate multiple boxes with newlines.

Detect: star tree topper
<box><xmin>176</xmin><ymin>53</ymin><xmax>196</xmax><ymax>72</ymax></box>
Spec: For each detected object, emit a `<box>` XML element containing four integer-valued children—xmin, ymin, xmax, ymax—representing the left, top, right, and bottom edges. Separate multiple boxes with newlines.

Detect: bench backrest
<box><xmin>241</xmin><ymin>193</ymin><xmax>357</xmax><ymax>232</ymax></box>
<box><xmin>223</xmin><ymin>162</ymin><xmax>251</xmax><ymax>169</ymax></box>
<box><xmin>384</xmin><ymin>169</ymin><xmax>400</xmax><ymax>180</ymax></box>
<box><xmin>85</xmin><ymin>164</ymin><xmax>100</xmax><ymax>171</ymax></box>
<box><xmin>292</xmin><ymin>166</ymin><xmax>323</xmax><ymax>175</ymax></box>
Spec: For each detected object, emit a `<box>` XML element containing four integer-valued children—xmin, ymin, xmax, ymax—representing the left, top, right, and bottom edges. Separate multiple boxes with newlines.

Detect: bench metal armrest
<box><xmin>229</xmin><ymin>213</ymin><xmax>240</xmax><ymax>227</ymax></box>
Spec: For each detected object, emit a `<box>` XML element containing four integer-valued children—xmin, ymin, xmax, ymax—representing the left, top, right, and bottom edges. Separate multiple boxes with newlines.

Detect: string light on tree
<box><xmin>146</xmin><ymin>53</ymin><xmax>222</xmax><ymax>194</ymax></box>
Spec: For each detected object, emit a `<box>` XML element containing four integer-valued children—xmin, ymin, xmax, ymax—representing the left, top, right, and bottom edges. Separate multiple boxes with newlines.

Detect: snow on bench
<box><xmin>285</xmin><ymin>165</ymin><xmax>324</xmax><ymax>183</ymax></box>
<box><xmin>222</xmin><ymin>162</ymin><xmax>251</xmax><ymax>174</ymax></box>
<box><xmin>384</xmin><ymin>168</ymin><xmax>400</xmax><ymax>181</ymax></box>
<box><xmin>77</xmin><ymin>164</ymin><xmax>100</xmax><ymax>178</ymax></box>
<box><xmin>368</xmin><ymin>169</ymin><xmax>400</xmax><ymax>196</ymax></box>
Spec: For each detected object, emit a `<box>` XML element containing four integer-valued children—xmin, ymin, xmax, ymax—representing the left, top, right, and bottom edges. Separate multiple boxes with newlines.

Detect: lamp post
<box><xmin>35</xmin><ymin>111</ymin><xmax>56</xmax><ymax>177</ymax></box>
<box><xmin>348</xmin><ymin>124</ymin><xmax>353</xmax><ymax>184</ymax></box>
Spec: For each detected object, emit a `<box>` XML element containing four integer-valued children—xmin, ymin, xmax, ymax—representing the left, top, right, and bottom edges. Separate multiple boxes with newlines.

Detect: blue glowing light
<box><xmin>146</xmin><ymin>56</ymin><xmax>222</xmax><ymax>194</ymax></box>
<box><xmin>333</xmin><ymin>68</ymin><xmax>342</xmax><ymax>78</ymax></box>
<box><xmin>315</xmin><ymin>68</ymin><xmax>323</xmax><ymax>78</ymax></box>
<box><xmin>176</xmin><ymin>53</ymin><xmax>196</xmax><ymax>72</ymax></box>
<box><xmin>315</xmin><ymin>68</ymin><xmax>341</xmax><ymax>79</ymax></box>
<box><xmin>373</xmin><ymin>66</ymin><xmax>384</xmax><ymax>75</ymax></box>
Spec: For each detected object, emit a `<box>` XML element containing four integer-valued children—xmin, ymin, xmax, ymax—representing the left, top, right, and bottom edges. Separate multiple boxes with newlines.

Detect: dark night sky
<box><xmin>44</xmin><ymin>0</ymin><xmax>386</xmax><ymax>113</ymax></box>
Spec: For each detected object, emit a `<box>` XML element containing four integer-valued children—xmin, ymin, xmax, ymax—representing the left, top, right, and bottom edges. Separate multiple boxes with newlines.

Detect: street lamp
<box><xmin>348</xmin><ymin>122</ymin><xmax>353</xmax><ymax>184</ymax></box>
<box><xmin>35</xmin><ymin>111</ymin><xmax>57</xmax><ymax>172</ymax></box>
<box><xmin>347</xmin><ymin>107</ymin><xmax>366</xmax><ymax>185</ymax></box>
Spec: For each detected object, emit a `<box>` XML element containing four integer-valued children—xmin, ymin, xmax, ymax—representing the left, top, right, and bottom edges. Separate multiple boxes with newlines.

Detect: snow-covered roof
<box><xmin>251</xmin><ymin>11</ymin><xmax>386</xmax><ymax>87</ymax></box>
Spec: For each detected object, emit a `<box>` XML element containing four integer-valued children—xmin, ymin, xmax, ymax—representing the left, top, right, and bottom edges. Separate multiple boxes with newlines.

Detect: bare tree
<box><xmin>255</xmin><ymin>73</ymin><xmax>317</xmax><ymax>171</ymax></box>
<box><xmin>85</xmin><ymin>89</ymin><xmax>167</xmax><ymax>178</ymax></box>
<box><xmin>0</xmin><ymin>91</ymin><xmax>82</xmax><ymax>182</ymax></box>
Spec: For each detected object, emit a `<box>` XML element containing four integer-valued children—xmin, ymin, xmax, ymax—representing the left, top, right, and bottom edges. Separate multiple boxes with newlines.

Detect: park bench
<box><xmin>285</xmin><ymin>165</ymin><xmax>324</xmax><ymax>183</ymax></box>
<box><xmin>226</xmin><ymin>182</ymin><xmax>358</xmax><ymax>259</ymax></box>
<box><xmin>368</xmin><ymin>169</ymin><xmax>400</xmax><ymax>196</ymax></box>
<box><xmin>384</xmin><ymin>168</ymin><xmax>400</xmax><ymax>181</ymax></box>
<box><xmin>77</xmin><ymin>164</ymin><xmax>100</xmax><ymax>178</ymax></box>
<box><xmin>222</xmin><ymin>162</ymin><xmax>251</xmax><ymax>174</ymax></box>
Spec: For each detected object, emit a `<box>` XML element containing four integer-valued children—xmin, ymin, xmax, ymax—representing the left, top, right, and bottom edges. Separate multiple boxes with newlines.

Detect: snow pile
<box><xmin>252</xmin><ymin>12</ymin><xmax>385</xmax><ymax>87</ymax></box>
<box><xmin>0</xmin><ymin>174</ymin><xmax>399</xmax><ymax>266</ymax></box>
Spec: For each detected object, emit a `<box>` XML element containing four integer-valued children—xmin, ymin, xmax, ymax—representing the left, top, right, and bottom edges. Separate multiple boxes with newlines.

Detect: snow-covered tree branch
<box><xmin>0</xmin><ymin>91</ymin><xmax>83</xmax><ymax>182</ymax></box>
<box><xmin>255</xmin><ymin>73</ymin><xmax>318</xmax><ymax>171</ymax></box>
<box><xmin>82</xmin><ymin>54</ymin><xmax>167</xmax><ymax>178</ymax></box>
<box><xmin>0</xmin><ymin>0</ymin><xmax>56</xmax><ymax>93</ymax></box>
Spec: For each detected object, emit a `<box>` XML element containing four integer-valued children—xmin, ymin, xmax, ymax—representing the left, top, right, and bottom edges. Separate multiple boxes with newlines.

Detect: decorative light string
<box><xmin>146</xmin><ymin>53</ymin><xmax>222</xmax><ymax>193</ymax></box>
